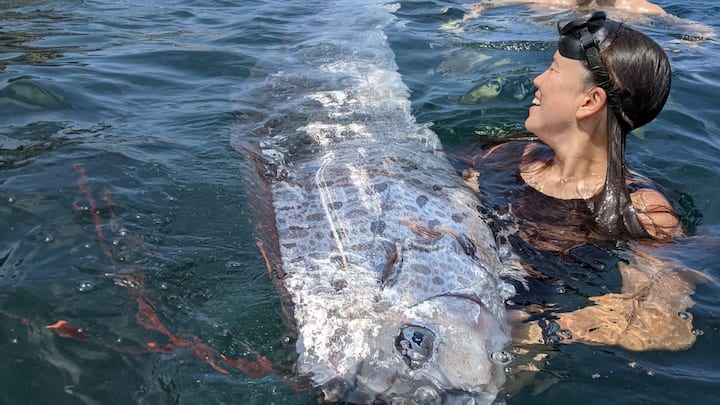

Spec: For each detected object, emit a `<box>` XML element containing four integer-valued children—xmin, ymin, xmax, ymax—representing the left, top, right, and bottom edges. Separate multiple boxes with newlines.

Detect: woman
<box><xmin>464</xmin><ymin>12</ymin><xmax>698</xmax><ymax>350</ymax></box>
<box><xmin>472</xmin><ymin>11</ymin><xmax>680</xmax><ymax>244</ymax></box>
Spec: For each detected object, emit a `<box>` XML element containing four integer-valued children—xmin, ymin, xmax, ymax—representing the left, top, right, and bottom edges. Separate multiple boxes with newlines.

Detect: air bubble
<box><xmin>678</xmin><ymin>311</ymin><xmax>690</xmax><ymax>320</ymax></box>
<box><xmin>118</xmin><ymin>228</ymin><xmax>128</xmax><ymax>237</ymax></box>
<box><xmin>556</xmin><ymin>286</ymin><xmax>566</xmax><ymax>294</ymax></box>
<box><xmin>160</xmin><ymin>283</ymin><xmax>169</xmax><ymax>290</ymax></box>
<box><xmin>490</xmin><ymin>350</ymin><xmax>514</xmax><ymax>364</ymax></box>
<box><xmin>692</xmin><ymin>329</ymin><xmax>704</xmax><ymax>336</ymax></box>
<box><xmin>628</xmin><ymin>361</ymin><xmax>639</xmax><ymax>369</ymax></box>
<box><xmin>591</xmin><ymin>373</ymin><xmax>601</xmax><ymax>379</ymax></box>
<box><xmin>77</xmin><ymin>282</ymin><xmax>94</xmax><ymax>292</ymax></box>
<box><xmin>646</xmin><ymin>369</ymin><xmax>655</xmax><ymax>376</ymax></box>
<box><xmin>557</xmin><ymin>329</ymin><xmax>573</xmax><ymax>340</ymax></box>
<box><xmin>44</xmin><ymin>234</ymin><xmax>54</xmax><ymax>243</ymax></box>
<box><xmin>8</xmin><ymin>196</ymin><xmax>15</xmax><ymax>203</ymax></box>
<box><xmin>413</xmin><ymin>385</ymin><xmax>440</xmax><ymax>405</ymax></box>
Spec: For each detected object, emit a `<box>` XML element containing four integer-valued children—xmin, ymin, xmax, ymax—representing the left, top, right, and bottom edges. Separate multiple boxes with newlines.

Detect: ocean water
<box><xmin>1</xmin><ymin>0</ymin><xmax>719</xmax><ymax>404</ymax></box>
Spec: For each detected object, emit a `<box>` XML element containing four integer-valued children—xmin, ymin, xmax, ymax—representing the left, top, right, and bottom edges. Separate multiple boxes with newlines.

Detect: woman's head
<box><xmin>556</xmin><ymin>12</ymin><xmax>673</xmax><ymax>238</ymax></box>
<box><xmin>557</xmin><ymin>11</ymin><xmax>671</xmax><ymax>133</ymax></box>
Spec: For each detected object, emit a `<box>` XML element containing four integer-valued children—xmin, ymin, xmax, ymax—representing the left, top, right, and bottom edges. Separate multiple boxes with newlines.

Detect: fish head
<box><xmin>313</xmin><ymin>231</ymin><xmax>515</xmax><ymax>404</ymax></box>
<box><xmin>315</xmin><ymin>295</ymin><xmax>512</xmax><ymax>404</ymax></box>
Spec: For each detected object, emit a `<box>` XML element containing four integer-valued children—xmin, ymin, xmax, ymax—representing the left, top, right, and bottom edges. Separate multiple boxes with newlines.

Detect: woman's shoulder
<box><xmin>630</xmin><ymin>188</ymin><xmax>683</xmax><ymax>240</ymax></box>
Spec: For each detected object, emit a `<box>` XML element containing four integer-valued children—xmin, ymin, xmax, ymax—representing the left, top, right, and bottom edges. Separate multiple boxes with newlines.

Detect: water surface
<box><xmin>1</xmin><ymin>0</ymin><xmax>719</xmax><ymax>404</ymax></box>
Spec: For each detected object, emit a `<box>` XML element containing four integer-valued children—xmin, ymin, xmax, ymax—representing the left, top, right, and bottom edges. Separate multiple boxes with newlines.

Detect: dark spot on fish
<box><xmin>288</xmin><ymin>226</ymin><xmax>309</xmax><ymax>238</ymax></box>
<box><xmin>427</xmin><ymin>219</ymin><xmax>441</xmax><ymax>228</ymax></box>
<box><xmin>432</xmin><ymin>276</ymin><xmax>444</xmax><ymax>285</ymax></box>
<box><xmin>347</xmin><ymin>209</ymin><xmax>367</xmax><ymax>218</ymax></box>
<box><xmin>330</xmin><ymin>201</ymin><xmax>343</xmax><ymax>210</ymax></box>
<box><xmin>308</xmin><ymin>252</ymin><xmax>328</xmax><ymax>260</ymax></box>
<box><xmin>451</xmin><ymin>213</ymin><xmax>464</xmax><ymax>223</ymax></box>
<box><xmin>374</xmin><ymin>182</ymin><xmax>388</xmax><ymax>193</ymax></box>
<box><xmin>370</xmin><ymin>220</ymin><xmax>386</xmax><ymax>235</ymax></box>
<box><xmin>416</xmin><ymin>195</ymin><xmax>428</xmax><ymax>208</ymax></box>
<box><xmin>432</xmin><ymin>184</ymin><xmax>442</xmax><ymax>191</ymax></box>
<box><xmin>319</xmin><ymin>378</ymin><xmax>352</xmax><ymax>403</ymax></box>
<box><xmin>412</xmin><ymin>264</ymin><xmax>431</xmax><ymax>275</ymax></box>
<box><xmin>332</xmin><ymin>278</ymin><xmax>348</xmax><ymax>291</ymax></box>
<box><xmin>282</xmin><ymin>243</ymin><xmax>296</xmax><ymax>249</ymax></box>
<box><xmin>403</xmin><ymin>204</ymin><xmax>418</xmax><ymax>213</ymax></box>
<box><xmin>315</xmin><ymin>179</ymin><xmax>335</xmax><ymax>188</ymax></box>
<box><xmin>301</xmin><ymin>133</ymin><xmax>314</xmax><ymax>144</ymax></box>
<box><xmin>307</xmin><ymin>213</ymin><xmax>325</xmax><ymax>222</ymax></box>
<box><xmin>315</xmin><ymin>232</ymin><xmax>324</xmax><ymax>240</ymax></box>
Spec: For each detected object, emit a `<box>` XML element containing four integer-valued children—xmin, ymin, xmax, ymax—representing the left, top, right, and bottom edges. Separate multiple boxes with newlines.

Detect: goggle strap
<box><xmin>583</xmin><ymin>39</ymin><xmax>635</xmax><ymax>130</ymax></box>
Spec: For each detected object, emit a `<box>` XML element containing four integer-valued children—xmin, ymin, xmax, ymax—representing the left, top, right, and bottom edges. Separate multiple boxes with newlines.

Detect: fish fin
<box><xmin>400</xmin><ymin>217</ymin><xmax>444</xmax><ymax>241</ymax></box>
<box><xmin>236</xmin><ymin>145</ymin><xmax>286</xmax><ymax>281</ymax></box>
<box><xmin>380</xmin><ymin>241</ymin><xmax>401</xmax><ymax>288</ymax></box>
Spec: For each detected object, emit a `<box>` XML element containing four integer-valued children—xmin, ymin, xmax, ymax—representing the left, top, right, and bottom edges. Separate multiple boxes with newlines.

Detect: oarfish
<box><xmin>233</xmin><ymin>2</ymin><xmax>524</xmax><ymax>404</ymax></box>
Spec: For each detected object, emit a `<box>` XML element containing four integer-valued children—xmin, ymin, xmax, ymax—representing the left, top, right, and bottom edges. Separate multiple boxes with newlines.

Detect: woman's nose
<box><xmin>532</xmin><ymin>71</ymin><xmax>545</xmax><ymax>88</ymax></box>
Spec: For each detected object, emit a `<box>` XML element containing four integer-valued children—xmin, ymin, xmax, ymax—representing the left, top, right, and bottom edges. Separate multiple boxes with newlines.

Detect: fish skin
<box><xmin>232</xmin><ymin>3</ymin><xmax>525</xmax><ymax>404</ymax></box>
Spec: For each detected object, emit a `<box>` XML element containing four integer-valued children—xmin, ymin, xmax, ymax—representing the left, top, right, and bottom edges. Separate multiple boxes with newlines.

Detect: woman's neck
<box><xmin>521</xmin><ymin>142</ymin><xmax>607</xmax><ymax>200</ymax></box>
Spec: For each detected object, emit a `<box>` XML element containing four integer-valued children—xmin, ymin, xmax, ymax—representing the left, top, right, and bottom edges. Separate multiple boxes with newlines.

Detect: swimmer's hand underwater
<box><xmin>510</xmin><ymin>248</ymin><xmax>707</xmax><ymax>351</ymax></box>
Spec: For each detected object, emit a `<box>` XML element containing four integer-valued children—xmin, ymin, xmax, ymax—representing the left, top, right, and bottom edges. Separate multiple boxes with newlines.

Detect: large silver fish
<box><xmin>233</xmin><ymin>2</ymin><xmax>524</xmax><ymax>403</ymax></box>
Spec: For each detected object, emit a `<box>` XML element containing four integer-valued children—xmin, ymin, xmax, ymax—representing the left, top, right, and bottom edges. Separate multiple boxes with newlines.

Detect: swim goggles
<box><xmin>557</xmin><ymin>12</ymin><xmax>634</xmax><ymax>129</ymax></box>
<box><xmin>557</xmin><ymin>11</ymin><xmax>621</xmax><ymax>63</ymax></box>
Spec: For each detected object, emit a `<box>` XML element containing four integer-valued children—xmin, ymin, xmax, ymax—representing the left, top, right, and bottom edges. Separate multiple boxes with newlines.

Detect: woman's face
<box><xmin>525</xmin><ymin>51</ymin><xmax>593</xmax><ymax>140</ymax></box>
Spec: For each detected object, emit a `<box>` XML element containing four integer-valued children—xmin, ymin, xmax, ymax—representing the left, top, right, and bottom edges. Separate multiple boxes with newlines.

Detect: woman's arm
<box><xmin>511</xmin><ymin>246</ymin><xmax>704</xmax><ymax>351</ymax></box>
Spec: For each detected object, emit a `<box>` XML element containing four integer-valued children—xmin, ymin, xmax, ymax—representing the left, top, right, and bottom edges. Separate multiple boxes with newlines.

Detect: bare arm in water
<box><xmin>511</xmin><ymin>245</ymin><xmax>707</xmax><ymax>351</ymax></box>
<box><xmin>458</xmin><ymin>0</ymin><xmax>714</xmax><ymax>38</ymax></box>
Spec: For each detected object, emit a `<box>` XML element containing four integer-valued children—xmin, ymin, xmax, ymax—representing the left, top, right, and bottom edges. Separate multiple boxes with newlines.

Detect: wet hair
<box><xmin>580</xmin><ymin>24</ymin><xmax>673</xmax><ymax>238</ymax></box>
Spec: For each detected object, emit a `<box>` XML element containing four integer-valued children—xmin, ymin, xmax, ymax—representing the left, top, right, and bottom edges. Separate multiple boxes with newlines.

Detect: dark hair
<box><xmin>589</xmin><ymin>25</ymin><xmax>672</xmax><ymax>238</ymax></box>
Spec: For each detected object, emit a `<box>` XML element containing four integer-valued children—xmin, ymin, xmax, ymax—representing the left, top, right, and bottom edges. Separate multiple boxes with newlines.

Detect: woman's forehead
<box><xmin>553</xmin><ymin>51</ymin><xmax>586</xmax><ymax>71</ymax></box>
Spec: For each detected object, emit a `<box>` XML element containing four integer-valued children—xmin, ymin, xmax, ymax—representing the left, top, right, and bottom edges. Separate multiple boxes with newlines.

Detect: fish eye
<box><xmin>395</xmin><ymin>325</ymin><xmax>436</xmax><ymax>370</ymax></box>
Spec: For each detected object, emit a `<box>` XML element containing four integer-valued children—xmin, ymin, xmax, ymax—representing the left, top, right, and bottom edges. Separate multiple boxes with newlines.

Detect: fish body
<box><xmin>0</xmin><ymin>80</ymin><xmax>66</xmax><ymax>110</ymax></box>
<box><xmin>234</xmin><ymin>2</ymin><xmax>523</xmax><ymax>403</ymax></box>
<box><xmin>459</xmin><ymin>76</ymin><xmax>534</xmax><ymax>104</ymax></box>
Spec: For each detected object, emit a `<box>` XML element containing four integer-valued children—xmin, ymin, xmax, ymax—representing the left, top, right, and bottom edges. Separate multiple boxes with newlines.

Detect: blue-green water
<box><xmin>1</xmin><ymin>1</ymin><xmax>719</xmax><ymax>404</ymax></box>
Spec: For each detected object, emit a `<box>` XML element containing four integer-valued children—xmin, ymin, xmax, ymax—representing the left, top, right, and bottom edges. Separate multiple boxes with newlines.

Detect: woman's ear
<box><xmin>577</xmin><ymin>86</ymin><xmax>607</xmax><ymax>119</ymax></box>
